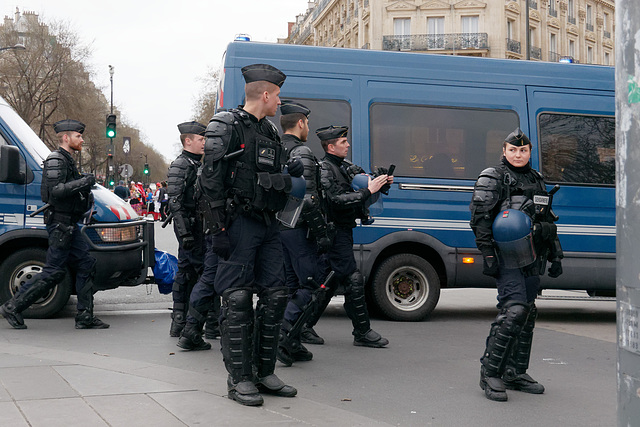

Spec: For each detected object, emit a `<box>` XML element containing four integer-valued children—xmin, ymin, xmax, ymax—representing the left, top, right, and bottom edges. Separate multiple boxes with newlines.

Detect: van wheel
<box><xmin>0</xmin><ymin>248</ymin><xmax>72</xmax><ymax>319</ymax></box>
<box><xmin>372</xmin><ymin>254</ymin><xmax>440</xmax><ymax>321</ymax></box>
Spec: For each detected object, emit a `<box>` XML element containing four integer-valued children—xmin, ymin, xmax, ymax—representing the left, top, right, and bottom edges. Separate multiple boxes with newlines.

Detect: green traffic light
<box><xmin>106</xmin><ymin>128</ymin><xmax>116</xmax><ymax>138</ymax></box>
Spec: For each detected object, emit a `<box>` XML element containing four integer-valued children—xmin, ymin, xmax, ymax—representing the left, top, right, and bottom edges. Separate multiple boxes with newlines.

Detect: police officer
<box><xmin>198</xmin><ymin>64</ymin><xmax>302</xmax><ymax>406</ymax></box>
<box><xmin>470</xmin><ymin>128</ymin><xmax>563</xmax><ymax>402</ymax></box>
<box><xmin>167</xmin><ymin>121</ymin><xmax>206</xmax><ymax>338</ymax></box>
<box><xmin>275</xmin><ymin>101</ymin><xmax>331</xmax><ymax>366</ymax></box>
<box><xmin>0</xmin><ymin>119</ymin><xmax>108</xmax><ymax>329</ymax></box>
<box><xmin>305</xmin><ymin>125</ymin><xmax>390</xmax><ymax>348</ymax></box>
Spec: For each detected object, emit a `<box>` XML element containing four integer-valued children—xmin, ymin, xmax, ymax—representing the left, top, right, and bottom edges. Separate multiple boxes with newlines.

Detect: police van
<box><xmin>216</xmin><ymin>41</ymin><xmax>615</xmax><ymax>321</ymax></box>
<box><xmin>0</xmin><ymin>95</ymin><xmax>155</xmax><ymax>318</ymax></box>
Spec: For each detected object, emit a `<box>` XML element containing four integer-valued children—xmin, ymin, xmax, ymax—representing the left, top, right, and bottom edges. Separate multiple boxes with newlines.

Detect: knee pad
<box><xmin>345</xmin><ymin>270</ymin><xmax>364</xmax><ymax>295</ymax></box>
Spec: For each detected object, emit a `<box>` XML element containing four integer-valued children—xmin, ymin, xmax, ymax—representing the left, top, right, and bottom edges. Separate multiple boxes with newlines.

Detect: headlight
<box><xmin>94</xmin><ymin>226</ymin><xmax>139</xmax><ymax>243</ymax></box>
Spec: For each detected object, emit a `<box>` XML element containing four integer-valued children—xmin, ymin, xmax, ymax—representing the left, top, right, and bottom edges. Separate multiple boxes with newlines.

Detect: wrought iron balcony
<box><xmin>586</xmin><ymin>22</ymin><xmax>594</xmax><ymax>32</ymax></box>
<box><xmin>530</xmin><ymin>46</ymin><xmax>542</xmax><ymax>60</ymax></box>
<box><xmin>382</xmin><ymin>33</ymin><xmax>489</xmax><ymax>52</ymax></box>
<box><xmin>506</xmin><ymin>38</ymin><xmax>521</xmax><ymax>54</ymax></box>
<box><xmin>529</xmin><ymin>1</ymin><xmax>537</xmax><ymax>10</ymax></box>
<box><xmin>568</xmin><ymin>16</ymin><xmax>576</xmax><ymax>24</ymax></box>
<box><xmin>604</xmin><ymin>30</ymin><xmax>611</xmax><ymax>39</ymax></box>
<box><xmin>549</xmin><ymin>8</ymin><xmax>557</xmax><ymax>17</ymax></box>
<box><xmin>548</xmin><ymin>51</ymin><xmax>561</xmax><ymax>62</ymax></box>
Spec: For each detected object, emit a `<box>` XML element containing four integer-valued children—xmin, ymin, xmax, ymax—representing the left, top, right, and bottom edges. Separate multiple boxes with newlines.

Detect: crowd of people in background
<box><xmin>113</xmin><ymin>179</ymin><xmax>169</xmax><ymax>221</ymax></box>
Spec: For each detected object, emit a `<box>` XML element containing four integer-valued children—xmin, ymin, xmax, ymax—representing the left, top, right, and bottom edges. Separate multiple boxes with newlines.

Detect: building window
<box><xmin>507</xmin><ymin>19</ymin><xmax>513</xmax><ymax>40</ymax></box>
<box><xmin>604</xmin><ymin>52</ymin><xmax>610</xmax><ymax>66</ymax></box>
<box><xmin>587</xmin><ymin>46</ymin><xmax>594</xmax><ymax>64</ymax></box>
<box><xmin>586</xmin><ymin>4</ymin><xmax>593</xmax><ymax>31</ymax></box>
<box><xmin>549</xmin><ymin>33</ymin><xmax>558</xmax><ymax>61</ymax></box>
<box><xmin>461</xmin><ymin>16</ymin><xmax>479</xmax><ymax>34</ymax></box>
<box><xmin>549</xmin><ymin>0</ymin><xmax>557</xmax><ymax>17</ymax></box>
<box><xmin>569</xmin><ymin>39</ymin><xmax>576</xmax><ymax>58</ymax></box>
<box><xmin>427</xmin><ymin>17</ymin><xmax>444</xmax><ymax>35</ymax></box>
<box><xmin>394</xmin><ymin>18</ymin><xmax>411</xmax><ymax>36</ymax></box>
<box><xmin>568</xmin><ymin>0</ymin><xmax>575</xmax><ymax>19</ymax></box>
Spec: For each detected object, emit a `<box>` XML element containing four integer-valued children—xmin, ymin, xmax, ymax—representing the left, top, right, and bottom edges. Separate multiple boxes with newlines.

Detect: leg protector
<box><xmin>220</xmin><ymin>288</ymin><xmax>262</xmax><ymax>406</ymax></box>
<box><xmin>343</xmin><ymin>271</ymin><xmax>371</xmax><ymax>335</ymax></box>
<box><xmin>254</xmin><ymin>287</ymin><xmax>297</xmax><ymax>398</ymax></box>
<box><xmin>503</xmin><ymin>304</ymin><xmax>545</xmax><ymax>394</ymax></box>
<box><xmin>170</xmin><ymin>305</ymin><xmax>187</xmax><ymax>337</ymax></box>
<box><xmin>480</xmin><ymin>301</ymin><xmax>530</xmax><ymax>378</ymax></box>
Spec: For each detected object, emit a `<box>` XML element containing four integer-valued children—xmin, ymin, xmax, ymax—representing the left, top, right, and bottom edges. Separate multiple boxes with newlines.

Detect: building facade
<box><xmin>282</xmin><ymin>0</ymin><xmax>615</xmax><ymax>65</ymax></box>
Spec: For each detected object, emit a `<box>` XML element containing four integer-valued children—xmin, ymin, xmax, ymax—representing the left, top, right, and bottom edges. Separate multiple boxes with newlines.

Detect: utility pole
<box><xmin>525</xmin><ymin>0</ymin><xmax>530</xmax><ymax>60</ymax></box>
<box><xmin>106</xmin><ymin>65</ymin><xmax>115</xmax><ymax>188</ymax></box>
<box><xmin>616</xmin><ymin>0</ymin><xmax>640</xmax><ymax>424</ymax></box>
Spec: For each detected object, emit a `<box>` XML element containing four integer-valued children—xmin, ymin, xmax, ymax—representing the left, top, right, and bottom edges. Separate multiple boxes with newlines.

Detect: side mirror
<box><xmin>0</xmin><ymin>145</ymin><xmax>26</xmax><ymax>184</ymax></box>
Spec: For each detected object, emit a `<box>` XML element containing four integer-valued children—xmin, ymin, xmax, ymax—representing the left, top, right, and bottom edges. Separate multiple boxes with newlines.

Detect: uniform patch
<box><xmin>534</xmin><ymin>195</ymin><xmax>549</xmax><ymax>205</ymax></box>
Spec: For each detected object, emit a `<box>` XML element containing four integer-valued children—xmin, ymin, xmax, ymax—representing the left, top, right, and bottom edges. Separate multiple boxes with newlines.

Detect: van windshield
<box><xmin>0</xmin><ymin>99</ymin><xmax>50</xmax><ymax>166</ymax></box>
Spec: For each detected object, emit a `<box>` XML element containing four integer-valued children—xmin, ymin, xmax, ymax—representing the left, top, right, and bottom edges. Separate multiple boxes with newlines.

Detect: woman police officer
<box><xmin>469</xmin><ymin>128</ymin><xmax>563</xmax><ymax>402</ymax></box>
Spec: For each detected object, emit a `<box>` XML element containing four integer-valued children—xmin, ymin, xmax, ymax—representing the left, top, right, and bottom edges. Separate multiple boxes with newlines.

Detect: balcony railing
<box><xmin>586</xmin><ymin>22</ymin><xmax>594</xmax><ymax>32</ymax></box>
<box><xmin>549</xmin><ymin>8</ymin><xmax>557</xmax><ymax>17</ymax></box>
<box><xmin>506</xmin><ymin>38</ymin><xmax>521</xmax><ymax>54</ymax></box>
<box><xmin>382</xmin><ymin>33</ymin><xmax>489</xmax><ymax>52</ymax></box>
<box><xmin>529</xmin><ymin>1</ymin><xmax>537</xmax><ymax>10</ymax></box>
<box><xmin>530</xmin><ymin>46</ymin><xmax>542</xmax><ymax>60</ymax></box>
<box><xmin>604</xmin><ymin>30</ymin><xmax>611</xmax><ymax>39</ymax></box>
<box><xmin>548</xmin><ymin>51</ymin><xmax>561</xmax><ymax>62</ymax></box>
<box><xmin>568</xmin><ymin>16</ymin><xmax>576</xmax><ymax>24</ymax></box>
<box><xmin>362</xmin><ymin>43</ymin><xmax>370</xmax><ymax>49</ymax></box>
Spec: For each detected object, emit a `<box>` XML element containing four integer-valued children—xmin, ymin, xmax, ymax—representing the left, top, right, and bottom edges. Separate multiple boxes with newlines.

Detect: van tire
<box><xmin>0</xmin><ymin>248</ymin><xmax>72</xmax><ymax>319</ymax></box>
<box><xmin>372</xmin><ymin>254</ymin><xmax>440</xmax><ymax>321</ymax></box>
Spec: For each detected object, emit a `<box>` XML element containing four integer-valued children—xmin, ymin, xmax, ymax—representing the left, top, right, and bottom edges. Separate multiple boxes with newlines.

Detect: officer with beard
<box><xmin>197</xmin><ymin>64</ymin><xmax>303</xmax><ymax>406</ymax></box>
<box><xmin>0</xmin><ymin>119</ymin><xmax>107</xmax><ymax>329</ymax></box>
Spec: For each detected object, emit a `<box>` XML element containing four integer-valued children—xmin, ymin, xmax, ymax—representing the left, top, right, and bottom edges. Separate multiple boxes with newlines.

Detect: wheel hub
<box><xmin>392</xmin><ymin>275</ymin><xmax>415</xmax><ymax>299</ymax></box>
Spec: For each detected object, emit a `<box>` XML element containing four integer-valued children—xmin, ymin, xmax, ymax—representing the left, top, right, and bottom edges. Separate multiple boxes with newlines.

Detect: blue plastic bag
<box><xmin>153</xmin><ymin>249</ymin><xmax>177</xmax><ymax>294</ymax></box>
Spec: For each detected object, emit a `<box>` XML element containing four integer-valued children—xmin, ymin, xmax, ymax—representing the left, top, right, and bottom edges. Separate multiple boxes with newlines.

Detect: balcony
<box><xmin>506</xmin><ymin>38</ymin><xmax>521</xmax><ymax>54</ymax></box>
<box><xmin>604</xmin><ymin>30</ymin><xmax>611</xmax><ymax>39</ymax></box>
<box><xmin>549</xmin><ymin>8</ymin><xmax>557</xmax><ymax>17</ymax></box>
<box><xmin>568</xmin><ymin>16</ymin><xmax>576</xmax><ymax>25</ymax></box>
<box><xmin>529</xmin><ymin>1</ymin><xmax>537</xmax><ymax>10</ymax></box>
<box><xmin>586</xmin><ymin>22</ymin><xmax>594</xmax><ymax>32</ymax></box>
<box><xmin>382</xmin><ymin>33</ymin><xmax>489</xmax><ymax>52</ymax></box>
<box><xmin>548</xmin><ymin>51</ymin><xmax>561</xmax><ymax>62</ymax></box>
<box><xmin>530</xmin><ymin>46</ymin><xmax>542</xmax><ymax>60</ymax></box>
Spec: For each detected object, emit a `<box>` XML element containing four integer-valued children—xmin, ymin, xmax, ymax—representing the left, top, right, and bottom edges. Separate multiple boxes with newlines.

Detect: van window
<box><xmin>370</xmin><ymin>103</ymin><xmax>518</xmax><ymax>179</ymax></box>
<box><xmin>539</xmin><ymin>113</ymin><xmax>615</xmax><ymax>186</ymax></box>
<box><xmin>273</xmin><ymin>98</ymin><xmax>352</xmax><ymax>161</ymax></box>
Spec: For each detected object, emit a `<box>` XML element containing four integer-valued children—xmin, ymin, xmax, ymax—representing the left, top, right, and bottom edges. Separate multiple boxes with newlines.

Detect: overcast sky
<box><xmin>3</xmin><ymin>1</ymin><xmax>308</xmax><ymax>160</ymax></box>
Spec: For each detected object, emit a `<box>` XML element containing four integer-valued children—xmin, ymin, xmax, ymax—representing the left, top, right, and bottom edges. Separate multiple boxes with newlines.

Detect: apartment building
<box><xmin>282</xmin><ymin>0</ymin><xmax>615</xmax><ymax>65</ymax></box>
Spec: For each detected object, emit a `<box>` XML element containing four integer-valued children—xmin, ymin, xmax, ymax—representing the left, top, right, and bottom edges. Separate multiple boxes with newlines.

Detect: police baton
<box><xmin>161</xmin><ymin>212</ymin><xmax>174</xmax><ymax>229</ymax></box>
<box><xmin>29</xmin><ymin>203</ymin><xmax>50</xmax><ymax>218</ymax></box>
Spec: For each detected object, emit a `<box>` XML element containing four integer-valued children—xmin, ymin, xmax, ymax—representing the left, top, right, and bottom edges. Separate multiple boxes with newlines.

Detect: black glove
<box><xmin>548</xmin><ymin>260</ymin><xmax>563</xmax><ymax>278</ymax></box>
<box><xmin>181</xmin><ymin>235</ymin><xmax>195</xmax><ymax>251</ymax></box>
<box><xmin>286</xmin><ymin>157</ymin><xmax>304</xmax><ymax>177</ymax></box>
<box><xmin>316</xmin><ymin>235</ymin><xmax>331</xmax><ymax>254</ymax></box>
<box><xmin>483</xmin><ymin>255</ymin><xmax>499</xmax><ymax>278</ymax></box>
<box><xmin>375</xmin><ymin>167</ymin><xmax>389</xmax><ymax>176</ymax></box>
<box><xmin>83</xmin><ymin>173</ymin><xmax>96</xmax><ymax>187</ymax></box>
<box><xmin>211</xmin><ymin>230</ymin><xmax>231</xmax><ymax>260</ymax></box>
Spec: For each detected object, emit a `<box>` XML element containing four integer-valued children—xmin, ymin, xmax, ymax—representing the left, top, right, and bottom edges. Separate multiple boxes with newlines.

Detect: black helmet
<box><xmin>504</xmin><ymin>127</ymin><xmax>531</xmax><ymax>147</ymax></box>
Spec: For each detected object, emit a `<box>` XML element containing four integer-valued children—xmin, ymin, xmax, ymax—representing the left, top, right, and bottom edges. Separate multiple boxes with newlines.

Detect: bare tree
<box><xmin>193</xmin><ymin>66</ymin><xmax>219</xmax><ymax>125</ymax></box>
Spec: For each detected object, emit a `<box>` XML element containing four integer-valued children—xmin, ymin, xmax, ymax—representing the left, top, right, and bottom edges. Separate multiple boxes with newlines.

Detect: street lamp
<box><xmin>0</xmin><ymin>43</ymin><xmax>25</xmax><ymax>53</ymax></box>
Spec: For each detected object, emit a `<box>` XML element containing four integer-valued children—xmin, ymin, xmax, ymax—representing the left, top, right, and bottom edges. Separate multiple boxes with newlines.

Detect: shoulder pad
<box><xmin>204</xmin><ymin>112</ymin><xmax>234</xmax><ymax>162</ymax></box>
<box><xmin>263</xmin><ymin>119</ymin><xmax>279</xmax><ymax>139</ymax></box>
<box><xmin>168</xmin><ymin>156</ymin><xmax>189</xmax><ymax>176</ymax></box>
<box><xmin>290</xmin><ymin>144</ymin><xmax>313</xmax><ymax>158</ymax></box>
<box><xmin>478</xmin><ymin>167</ymin><xmax>502</xmax><ymax>180</ymax></box>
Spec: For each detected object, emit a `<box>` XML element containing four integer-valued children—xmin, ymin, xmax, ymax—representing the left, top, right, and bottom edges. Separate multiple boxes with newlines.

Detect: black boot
<box><xmin>254</xmin><ymin>287</ymin><xmax>297</xmax><ymax>397</ymax></box>
<box><xmin>1</xmin><ymin>271</ymin><xmax>66</xmax><ymax>330</ymax></box>
<box><xmin>170</xmin><ymin>310</ymin><xmax>186</xmax><ymax>337</ymax></box>
<box><xmin>220</xmin><ymin>288</ymin><xmax>263</xmax><ymax>406</ymax></box>
<box><xmin>75</xmin><ymin>310</ymin><xmax>110</xmax><ymax>329</ymax></box>
<box><xmin>300</xmin><ymin>325</ymin><xmax>324</xmax><ymax>345</ymax></box>
<box><xmin>503</xmin><ymin>304</ymin><xmax>545</xmax><ymax>394</ymax></box>
<box><xmin>479</xmin><ymin>301</ymin><xmax>530</xmax><ymax>401</ymax></box>
<box><xmin>277</xmin><ymin>320</ymin><xmax>313</xmax><ymax>367</ymax></box>
<box><xmin>344</xmin><ymin>271</ymin><xmax>389</xmax><ymax>348</ymax></box>
<box><xmin>0</xmin><ymin>300</ymin><xmax>26</xmax><ymax>329</ymax></box>
<box><xmin>177</xmin><ymin>321</ymin><xmax>211</xmax><ymax>351</ymax></box>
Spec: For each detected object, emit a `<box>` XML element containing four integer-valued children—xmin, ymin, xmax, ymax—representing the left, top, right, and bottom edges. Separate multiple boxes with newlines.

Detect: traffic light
<box><xmin>106</xmin><ymin>114</ymin><xmax>117</xmax><ymax>139</ymax></box>
<box><xmin>109</xmin><ymin>176</ymin><xmax>115</xmax><ymax>186</ymax></box>
<box><xmin>143</xmin><ymin>163</ymin><xmax>150</xmax><ymax>175</ymax></box>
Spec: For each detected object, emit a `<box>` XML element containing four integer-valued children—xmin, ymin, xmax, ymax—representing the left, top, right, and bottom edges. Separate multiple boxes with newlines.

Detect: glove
<box><xmin>375</xmin><ymin>167</ymin><xmax>389</xmax><ymax>176</ymax></box>
<box><xmin>211</xmin><ymin>230</ymin><xmax>231</xmax><ymax>260</ymax></box>
<box><xmin>286</xmin><ymin>157</ymin><xmax>304</xmax><ymax>177</ymax></box>
<box><xmin>482</xmin><ymin>255</ymin><xmax>499</xmax><ymax>278</ymax></box>
<box><xmin>316</xmin><ymin>235</ymin><xmax>331</xmax><ymax>254</ymax></box>
<box><xmin>181</xmin><ymin>235</ymin><xmax>195</xmax><ymax>251</ymax></box>
<box><xmin>548</xmin><ymin>260</ymin><xmax>563</xmax><ymax>278</ymax></box>
<box><xmin>83</xmin><ymin>173</ymin><xmax>96</xmax><ymax>187</ymax></box>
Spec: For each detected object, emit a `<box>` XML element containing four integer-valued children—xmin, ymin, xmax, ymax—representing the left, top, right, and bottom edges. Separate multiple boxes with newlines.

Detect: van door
<box><xmin>526</xmin><ymin>86</ymin><xmax>615</xmax><ymax>290</ymax></box>
<box><xmin>0</xmin><ymin>130</ymin><xmax>28</xmax><ymax>236</ymax></box>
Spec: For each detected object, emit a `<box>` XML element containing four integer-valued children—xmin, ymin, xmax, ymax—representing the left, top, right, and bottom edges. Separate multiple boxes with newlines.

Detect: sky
<box><xmin>3</xmin><ymin>1</ymin><xmax>309</xmax><ymax>161</ymax></box>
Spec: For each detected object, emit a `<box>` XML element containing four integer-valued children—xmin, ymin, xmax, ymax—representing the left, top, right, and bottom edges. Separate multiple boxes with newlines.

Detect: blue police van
<box><xmin>0</xmin><ymin>95</ymin><xmax>155</xmax><ymax>318</ymax></box>
<box><xmin>215</xmin><ymin>41</ymin><xmax>615</xmax><ymax>321</ymax></box>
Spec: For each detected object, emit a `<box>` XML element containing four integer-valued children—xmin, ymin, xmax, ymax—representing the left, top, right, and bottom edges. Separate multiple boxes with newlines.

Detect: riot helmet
<box><xmin>351</xmin><ymin>173</ymin><xmax>383</xmax><ymax>216</ymax></box>
<box><xmin>492</xmin><ymin>209</ymin><xmax>536</xmax><ymax>268</ymax></box>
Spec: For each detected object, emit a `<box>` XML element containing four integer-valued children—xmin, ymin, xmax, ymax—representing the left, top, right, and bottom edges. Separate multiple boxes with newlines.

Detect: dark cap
<box><xmin>53</xmin><ymin>119</ymin><xmax>85</xmax><ymax>134</ymax></box>
<box><xmin>315</xmin><ymin>125</ymin><xmax>349</xmax><ymax>141</ymax></box>
<box><xmin>280</xmin><ymin>100</ymin><xmax>310</xmax><ymax>117</ymax></box>
<box><xmin>241</xmin><ymin>64</ymin><xmax>286</xmax><ymax>87</ymax></box>
<box><xmin>177</xmin><ymin>121</ymin><xmax>206</xmax><ymax>136</ymax></box>
<box><xmin>504</xmin><ymin>127</ymin><xmax>531</xmax><ymax>147</ymax></box>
